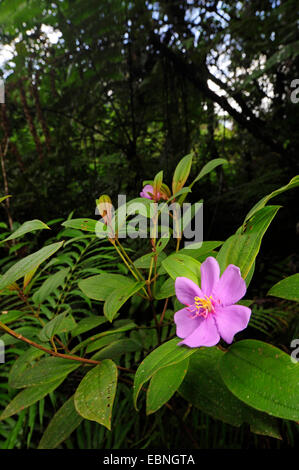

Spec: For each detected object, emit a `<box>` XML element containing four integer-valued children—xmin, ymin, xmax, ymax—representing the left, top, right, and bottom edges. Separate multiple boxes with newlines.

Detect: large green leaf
<box><xmin>78</xmin><ymin>273</ymin><xmax>135</xmax><ymax>301</ymax></box>
<box><xmin>0</xmin><ymin>378</ymin><xmax>63</xmax><ymax>421</ymax></box>
<box><xmin>134</xmin><ymin>252</ymin><xmax>167</xmax><ymax>269</ymax></box>
<box><xmin>8</xmin><ymin>347</ymin><xmax>45</xmax><ymax>388</ymax></box>
<box><xmin>9</xmin><ymin>348</ymin><xmax>45</xmax><ymax>388</ymax></box>
<box><xmin>220</xmin><ymin>340</ymin><xmax>299</xmax><ymax>422</ymax></box>
<box><xmin>172</xmin><ymin>154</ymin><xmax>193</xmax><ymax>194</ymax></box>
<box><xmin>133</xmin><ymin>338</ymin><xmax>196</xmax><ymax>410</ymax></box>
<box><xmin>0</xmin><ymin>310</ymin><xmax>25</xmax><ymax>325</ymax></box>
<box><xmin>217</xmin><ymin>206</ymin><xmax>280</xmax><ymax>278</ymax></box>
<box><xmin>0</xmin><ymin>219</ymin><xmax>50</xmax><ymax>244</ymax></box>
<box><xmin>162</xmin><ymin>253</ymin><xmax>201</xmax><ymax>284</ymax></box>
<box><xmin>61</xmin><ymin>218</ymin><xmax>97</xmax><ymax>232</ymax></box>
<box><xmin>86</xmin><ymin>333</ymin><xmax>122</xmax><ymax>354</ymax></box>
<box><xmin>154</xmin><ymin>277</ymin><xmax>175</xmax><ymax>300</ymax></box>
<box><xmin>179</xmin><ymin>241</ymin><xmax>223</xmax><ymax>258</ymax></box>
<box><xmin>38</xmin><ymin>312</ymin><xmax>77</xmax><ymax>342</ymax></box>
<box><xmin>191</xmin><ymin>158</ymin><xmax>227</xmax><ymax>185</ymax></box>
<box><xmin>244</xmin><ymin>175</ymin><xmax>299</xmax><ymax>223</ymax></box>
<box><xmin>91</xmin><ymin>338</ymin><xmax>142</xmax><ymax>361</ymax></box>
<box><xmin>72</xmin><ymin>315</ymin><xmax>107</xmax><ymax>336</ymax></box>
<box><xmin>146</xmin><ymin>358</ymin><xmax>189</xmax><ymax>415</ymax></box>
<box><xmin>74</xmin><ymin>360</ymin><xmax>118</xmax><ymax>430</ymax></box>
<box><xmin>38</xmin><ymin>395</ymin><xmax>83</xmax><ymax>449</ymax></box>
<box><xmin>71</xmin><ymin>320</ymin><xmax>136</xmax><ymax>354</ymax></box>
<box><xmin>103</xmin><ymin>281</ymin><xmax>145</xmax><ymax>322</ymax></box>
<box><xmin>0</xmin><ymin>241</ymin><xmax>64</xmax><ymax>290</ymax></box>
<box><xmin>10</xmin><ymin>356</ymin><xmax>81</xmax><ymax>388</ymax></box>
<box><xmin>268</xmin><ymin>274</ymin><xmax>299</xmax><ymax>302</ymax></box>
<box><xmin>178</xmin><ymin>347</ymin><xmax>281</xmax><ymax>438</ymax></box>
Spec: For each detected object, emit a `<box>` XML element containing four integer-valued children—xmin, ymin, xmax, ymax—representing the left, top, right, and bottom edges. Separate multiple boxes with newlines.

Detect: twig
<box><xmin>0</xmin><ymin>321</ymin><xmax>134</xmax><ymax>373</ymax></box>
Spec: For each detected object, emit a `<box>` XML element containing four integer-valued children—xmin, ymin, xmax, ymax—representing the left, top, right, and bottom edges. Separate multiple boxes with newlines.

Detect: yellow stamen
<box><xmin>194</xmin><ymin>295</ymin><xmax>213</xmax><ymax>313</ymax></box>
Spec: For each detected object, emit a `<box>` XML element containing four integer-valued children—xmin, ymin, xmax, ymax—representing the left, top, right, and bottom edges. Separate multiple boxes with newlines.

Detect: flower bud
<box><xmin>97</xmin><ymin>195</ymin><xmax>113</xmax><ymax>225</ymax></box>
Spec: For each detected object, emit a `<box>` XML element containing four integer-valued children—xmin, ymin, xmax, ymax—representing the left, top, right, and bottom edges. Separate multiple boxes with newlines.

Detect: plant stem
<box><xmin>159</xmin><ymin>298</ymin><xmax>169</xmax><ymax>326</ymax></box>
<box><xmin>0</xmin><ymin>321</ymin><xmax>134</xmax><ymax>372</ymax></box>
<box><xmin>116</xmin><ymin>239</ymin><xmax>145</xmax><ymax>282</ymax></box>
<box><xmin>111</xmin><ymin>240</ymin><xmax>149</xmax><ymax>298</ymax></box>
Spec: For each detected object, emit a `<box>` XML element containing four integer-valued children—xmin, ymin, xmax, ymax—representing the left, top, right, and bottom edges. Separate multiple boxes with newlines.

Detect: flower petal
<box><xmin>201</xmin><ymin>256</ymin><xmax>220</xmax><ymax>296</ymax></box>
<box><xmin>174</xmin><ymin>308</ymin><xmax>201</xmax><ymax>339</ymax></box>
<box><xmin>214</xmin><ymin>304</ymin><xmax>251</xmax><ymax>344</ymax></box>
<box><xmin>175</xmin><ymin>277</ymin><xmax>203</xmax><ymax>306</ymax></box>
<box><xmin>140</xmin><ymin>184</ymin><xmax>154</xmax><ymax>199</ymax></box>
<box><xmin>214</xmin><ymin>264</ymin><xmax>246</xmax><ymax>306</ymax></box>
<box><xmin>179</xmin><ymin>315</ymin><xmax>220</xmax><ymax>348</ymax></box>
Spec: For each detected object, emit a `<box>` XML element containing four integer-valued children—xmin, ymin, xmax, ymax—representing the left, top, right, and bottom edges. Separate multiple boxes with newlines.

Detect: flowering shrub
<box><xmin>0</xmin><ymin>155</ymin><xmax>298</xmax><ymax>447</ymax></box>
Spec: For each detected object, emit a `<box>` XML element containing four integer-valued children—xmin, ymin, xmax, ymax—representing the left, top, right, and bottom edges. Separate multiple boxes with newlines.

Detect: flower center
<box><xmin>187</xmin><ymin>295</ymin><xmax>215</xmax><ymax>319</ymax></box>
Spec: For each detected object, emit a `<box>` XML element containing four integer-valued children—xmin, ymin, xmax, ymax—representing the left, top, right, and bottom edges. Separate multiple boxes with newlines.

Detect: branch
<box><xmin>151</xmin><ymin>34</ymin><xmax>285</xmax><ymax>155</ymax></box>
<box><xmin>0</xmin><ymin>321</ymin><xmax>133</xmax><ymax>373</ymax></box>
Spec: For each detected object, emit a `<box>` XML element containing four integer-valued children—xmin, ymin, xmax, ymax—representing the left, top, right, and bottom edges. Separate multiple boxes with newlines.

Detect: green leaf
<box><xmin>38</xmin><ymin>312</ymin><xmax>77</xmax><ymax>342</ymax></box>
<box><xmin>0</xmin><ymin>310</ymin><xmax>25</xmax><ymax>324</ymax></box>
<box><xmin>9</xmin><ymin>348</ymin><xmax>45</xmax><ymax>388</ymax></box>
<box><xmin>74</xmin><ymin>360</ymin><xmax>118</xmax><ymax>430</ymax></box>
<box><xmin>0</xmin><ymin>242</ymin><xmax>64</xmax><ymax>290</ymax></box>
<box><xmin>0</xmin><ymin>195</ymin><xmax>11</xmax><ymax>204</ymax></box>
<box><xmin>178</xmin><ymin>347</ymin><xmax>281</xmax><ymax>438</ymax></box>
<box><xmin>179</xmin><ymin>241</ymin><xmax>223</xmax><ymax>258</ymax></box>
<box><xmin>244</xmin><ymin>260</ymin><xmax>255</xmax><ymax>288</ymax></box>
<box><xmin>191</xmin><ymin>158</ymin><xmax>227</xmax><ymax>185</ymax></box>
<box><xmin>0</xmin><ymin>220</ymin><xmax>50</xmax><ymax>245</ymax></box>
<box><xmin>11</xmin><ymin>356</ymin><xmax>81</xmax><ymax>388</ymax></box>
<box><xmin>61</xmin><ymin>218</ymin><xmax>97</xmax><ymax>232</ymax></box>
<box><xmin>86</xmin><ymin>333</ymin><xmax>122</xmax><ymax>354</ymax></box>
<box><xmin>91</xmin><ymin>338</ymin><xmax>142</xmax><ymax>361</ymax></box>
<box><xmin>217</xmin><ymin>206</ymin><xmax>280</xmax><ymax>278</ymax></box>
<box><xmin>268</xmin><ymin>274</ymin><xmax>299</xmax><ymax>302</ymax></box>
<box><xmin>153</xmin><ymin>170</ymin><xmax>163</xmax><ymax>195</ymax></box>
<box><xmin>32</xmin><ymin>268</ymin><xmax>70</xmax><ymax>305</ymax></box>
<box><xmin>146</xmin><ymin>358</ymin><xmax>189</xmax><ymax>415</ymax></box>
<box><xmin>0</xmin><ymin>378</ymin><xmax>63</xmax><ymax>421</ymax></box>
<box><xmin>155</xmin><ymin>236</ymin><xmax>170</xmax><ymax>254</ymax></box>
<box><xmin>38</xmin><ymin>395</ymin><xmax>83</xmax><ymax>449</ymax></box>
<box><xmin>172</xmin><ymin>154</ymin><xmax>193</xmax><ymax>194</ymax></box>
<box><xmin>104</xmin><ymin>281</ymin><xmax>145</xmax><ymax>322</ymax></box>
<box><xmin>154</xmin><ymin>277</ymin><xmax>175</xmax><ymax>300</ymax></box>
<box><xmin>71</xmin><ymin>320</ymin><xmax>136</xmax><ymax>354</ymax></box>
<box><xmin>4</xmin><ymin>408</ymin><xmax>27</xmax><ymax>449</ymax></box>
<box><xmin>162</xmin><ymin>253</ymin><xmax>201</xmax><ymax>284</ymax></box>
<box><xmin>134</xmin><ymin>252</ymin><xmax>167</xmax><ymax>269</ymax></box>
<box><xmin>78</xmin><ymin>273</ymin><xmax>135</xmax><ymax>301</ymax></box>
<box><xmin>244</xmin><ymin>175</ymin><xmax>299</xmax><ymax>223</ymax></box>
<box><xmin>220</xmin><ymin>340</ymin><xmax>299</xmax><ymax>422</ymax></box>
<box><xmin>133</xmin><ymin>338</ymin><xmax>196</xmax><ymax>410</ymax></box>
<box><xmin>72</xmin><ymin>315</ymin><xmax>107</xmax><ymax>336</ymax></box>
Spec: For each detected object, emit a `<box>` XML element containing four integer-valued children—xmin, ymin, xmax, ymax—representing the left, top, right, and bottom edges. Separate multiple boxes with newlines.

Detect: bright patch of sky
<box><xmin>0</xmin><ymin>24</ymin><xmax>62</xmax><ymax>73</ymax></box>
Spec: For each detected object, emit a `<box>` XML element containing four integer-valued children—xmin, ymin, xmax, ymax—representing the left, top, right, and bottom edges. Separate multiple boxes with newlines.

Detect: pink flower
<box><xmin>140</xmin><ymin>183</ymin><xmax>170</xmax><ymax>202</ymax></box>
<box><xmin>174</xmin><ymin>257</ymin><xmax>251</xmax><ymax>348</ymax></box>
<box><xmin>140</xmin><ymin>184</ymin><xmax>156</xmax><ymax>200</ymax></box>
